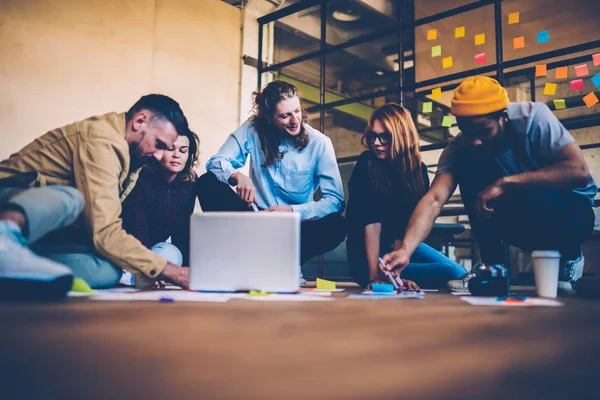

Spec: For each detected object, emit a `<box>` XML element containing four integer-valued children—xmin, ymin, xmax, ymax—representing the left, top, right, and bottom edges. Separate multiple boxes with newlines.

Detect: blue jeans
<box><xmin>347</xmin><ymin>237</ymin><xmax>467</xmax><ymax>289</ymax></box>
<box><xmin>0</xmin><ymin>185</ymin><xmax>121</xmax><ymax>288</ymax></box>
<box><xmin>401</xmin><ymin>243</ymin><xmax>467</xmax><ymax>288</ymax></box>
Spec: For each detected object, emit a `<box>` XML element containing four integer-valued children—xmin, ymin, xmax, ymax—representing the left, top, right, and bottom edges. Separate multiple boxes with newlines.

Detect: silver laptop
<box><xmin>189</xmin><ymin>212</ymin><xmax>300</xmax><ymax>293</ymax></box>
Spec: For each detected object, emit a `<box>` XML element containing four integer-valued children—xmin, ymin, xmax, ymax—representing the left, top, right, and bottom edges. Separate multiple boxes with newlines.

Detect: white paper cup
<box><xmin>532</xmin><ymin>250</ymin><xmax>561</xmax><ymax>298</ymax></box>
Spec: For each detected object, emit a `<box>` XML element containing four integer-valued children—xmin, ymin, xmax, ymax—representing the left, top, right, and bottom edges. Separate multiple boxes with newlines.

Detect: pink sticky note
<box><xmin>475</xmin><ymin>53</ymin><xmax>487</xmax><ymax>64</ymax></box>
<box><xmin>574</xmin><ymin>64</ymin><xmax>589</xmax><ymax>77</ymax></box>
<box><xmin>593</xmin><ymin>53</ymin><xmax>600</xmax><ymax>66</ymax></box>
<box><xmin>570</xmin><ymin>79</ymin><xmax>585</xmax><ymax>91</ymax></box>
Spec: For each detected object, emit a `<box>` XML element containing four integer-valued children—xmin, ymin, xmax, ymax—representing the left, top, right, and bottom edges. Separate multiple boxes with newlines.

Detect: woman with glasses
<box><xmin>346</xmin><ymin>103</ymin><xmax>467</xmax><ymax>289</ymax></box>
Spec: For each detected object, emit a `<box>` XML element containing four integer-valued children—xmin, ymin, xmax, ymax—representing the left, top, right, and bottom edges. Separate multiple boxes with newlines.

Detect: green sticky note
<box><xmin>248</xmin><ymin>290</ymin><xmax>269</xmax><ymax>296</ymax></box>
<box><xmin>422</xmin><ymin>102</ymin><xmax>433</xmax><ymax>113</ymax></box>
<box><xmin>442</xmin><ymin>115</ymin><xmax>455</xmax><ymax>127</ymax></box>
<box><xmin>71</xmin><ymin>277</ymin><xmax>96</xmax><ymax>293</ymax></box>
<box><xmin>431</xmin><ymin>45</ymin><xmax>441</xmax><ymax>57</ymax></box>
<box><xmin>553</xmin><ymin>99</ymin><xmax>566</xmax><ymax>110</ymax></box>
<box><xmin>316</xmin><ymin>278</ymin><xmax>336</xmax><ymax>290</ymax></box>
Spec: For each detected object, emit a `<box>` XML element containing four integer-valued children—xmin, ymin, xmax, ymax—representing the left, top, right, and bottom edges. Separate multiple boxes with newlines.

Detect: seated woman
<box><xmin>120</xmin><ymin>129</ymin><xmax>200</xmax><ymax>285</ymax></box>
<box><xmin>346</xmin><ymin>103</ymin><xmax>467</xmax><ymax>289</ymax></box>
<box><xmin>198</xmin><ymin>80</ymin><xmax>346</xmax><ymax>284</ymax></box>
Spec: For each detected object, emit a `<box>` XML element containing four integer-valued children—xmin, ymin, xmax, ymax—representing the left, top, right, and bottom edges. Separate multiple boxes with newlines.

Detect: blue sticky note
<box><xmin>592</xmin><ymin>72</ymin><xmax>600</xmax><ymax>88</ymax></box>
<box><xmin>537</xmin><ymin>30</ymin><xmax>549</xmax><ymax>43</ymax></box>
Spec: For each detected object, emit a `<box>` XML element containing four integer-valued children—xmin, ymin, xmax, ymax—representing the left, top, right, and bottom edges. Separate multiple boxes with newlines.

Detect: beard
<box><xmin>129</xmin><ymin>142</ymin><xmax>150</xmax><ymax>169</ymax></box>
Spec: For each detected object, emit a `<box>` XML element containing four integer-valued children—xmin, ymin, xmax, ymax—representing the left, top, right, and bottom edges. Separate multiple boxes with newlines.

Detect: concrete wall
<box><xmin>0</xmin><ymin>0</ymin><xmax>241</xmax><ymax>172</ymax></box>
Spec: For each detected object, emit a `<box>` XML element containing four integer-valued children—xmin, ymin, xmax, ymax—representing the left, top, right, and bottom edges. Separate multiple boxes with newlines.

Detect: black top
<box><xmin>121</xmin><ymin>169</ymin><xmax>197</xmax><ymax>265</ymax></box>
<box><xmin>346</xmin><ymin>151</ymin><xmax>430</xmax><ymax>246</ymax></box>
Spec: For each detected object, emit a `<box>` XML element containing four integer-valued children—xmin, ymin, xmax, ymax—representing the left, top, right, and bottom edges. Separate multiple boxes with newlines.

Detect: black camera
<box><xmin>469</xmin><ymin>263</ymin><xmax>510</xmax><ymax>296</ymax></box>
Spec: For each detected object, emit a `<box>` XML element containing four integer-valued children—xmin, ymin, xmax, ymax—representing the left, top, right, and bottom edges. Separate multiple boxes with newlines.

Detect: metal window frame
<box><xmin>257</xmin><ymin>1</ymin><xmax>600</xmax><ymax>152</ymax></box>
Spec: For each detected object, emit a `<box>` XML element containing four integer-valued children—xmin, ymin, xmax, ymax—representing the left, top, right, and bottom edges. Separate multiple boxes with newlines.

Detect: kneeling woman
<box><xmin>121</xmin><ymin>129</ymin><xmax>200</xmax><ymax>277</ymax></box>
<box><xmin>198</xmin><ymin>81</ymin><xmax>346</xmax><ymax>281</ymax></box>
<box><xmin>346</xmin><ymin>103</ymin><xmax>466</xmax><ymax>289</ymax></box>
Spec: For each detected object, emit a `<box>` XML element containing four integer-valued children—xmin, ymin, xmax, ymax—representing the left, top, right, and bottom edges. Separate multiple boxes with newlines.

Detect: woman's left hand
<box><xmin>264</xmin><ymin>205</ymin><xmax>293</xmax><ymax>212</ymax></box>
<box><xmin>400</xmin><ymin>278</ymin><xmax>420</xmax><ymax>291</ymax></box>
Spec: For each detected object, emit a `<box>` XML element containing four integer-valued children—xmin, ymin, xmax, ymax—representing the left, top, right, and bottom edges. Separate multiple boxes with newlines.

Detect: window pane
<box><xmin>325</xmin><ymin>34</ymin><xmax>399</xmax><ymax>103</ymax></box>
<box><xmin>270</xmin><ymin>4</ymin><xmax>321</xmax><ymax>65</ymax></box>
<box><xmin>502</xmin><ymin>0</ymin><xmax>599</xmax><ymax>62</ymax></box>
<box><xmin>415</xmin><ymin>4</ymin><xmax>496</xmax><ymax>82</ymax></box>
<box><xmin>326</xmin><ymin>0</ymin><xmax>398</xmax><ymax>45</ymax></box>
<box><xmin>414</xmin><ymin>0</ymin><xmax>477</xmax><ymax>20</ymax></box>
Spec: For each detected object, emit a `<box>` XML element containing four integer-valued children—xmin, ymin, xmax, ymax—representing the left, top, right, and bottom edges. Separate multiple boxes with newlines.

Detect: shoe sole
<box><xmin>0</xmin><ymin>275</ymin><xmax>73</xmax><ymax>301</ymax></box>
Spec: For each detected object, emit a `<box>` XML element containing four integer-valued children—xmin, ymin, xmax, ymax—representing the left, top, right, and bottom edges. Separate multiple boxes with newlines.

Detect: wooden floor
<box><xmin>2</xmin><ymin>284</ymin><xmax>600</xmax><ymax>400</ymax></box>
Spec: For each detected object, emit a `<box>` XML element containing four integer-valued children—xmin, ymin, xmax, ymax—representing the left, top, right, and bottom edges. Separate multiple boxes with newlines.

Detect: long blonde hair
<box><xmin>361</xmin><ymin>103</ymin><xmax>425</xmax><ymax>196</ymax></box>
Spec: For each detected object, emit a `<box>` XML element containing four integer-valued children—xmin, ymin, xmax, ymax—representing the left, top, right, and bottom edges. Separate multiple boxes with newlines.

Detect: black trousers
<box><xmin>197</xmin><ymin>172</ymin><xmax>346</xmax><ymax>264</ymax></box>
<box><xmin>456</xmin><ymin>155</ymin><xmax>595</xmax><ymax>264</ymax></box>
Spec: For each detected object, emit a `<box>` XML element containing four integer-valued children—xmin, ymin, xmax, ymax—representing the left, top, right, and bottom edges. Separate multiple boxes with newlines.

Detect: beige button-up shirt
<box><xmin>0</xmin><ymin>112</ymin><xmax>167</xmax><ymax>280</ymax></box>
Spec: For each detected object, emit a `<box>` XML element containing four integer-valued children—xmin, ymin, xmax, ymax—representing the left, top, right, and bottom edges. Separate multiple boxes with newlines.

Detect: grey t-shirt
<box><xmin>436</xmin><ymin>102</ymin><xmax>597</xmax><ymax>204</ymax></box>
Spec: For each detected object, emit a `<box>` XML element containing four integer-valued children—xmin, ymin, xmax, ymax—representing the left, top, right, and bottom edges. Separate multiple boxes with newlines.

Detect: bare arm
<box><xmin>365</xmin><ymin>223</ymin><xmax>383</xmax><ymax>282</ymax></box>
<box><xmin>501</xmin><ymin>143</ymin><xmax>589</xmax><ymax>190</ymax></box>
<box><xmin>381</xmin><ymin>172</ymin><xmax>457</xmax><ymax>274</ymax></box>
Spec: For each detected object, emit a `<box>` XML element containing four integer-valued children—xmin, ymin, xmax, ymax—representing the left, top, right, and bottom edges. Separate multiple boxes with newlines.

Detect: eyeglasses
<box><xmin>366</xmin><ymin>131</ymin><xmax>392</xmax><ymax>145</ymax></box>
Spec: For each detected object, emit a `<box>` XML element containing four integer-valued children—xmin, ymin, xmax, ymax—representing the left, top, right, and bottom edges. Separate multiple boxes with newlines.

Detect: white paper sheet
<box><xmin>88</xmin><ymin>290</ymin><xmax>230</xmax><ymax>303</ymax></box>
<box><xmin>347</xmin><ymin>291</ymin><xmax>425</xmax><ymax>299</ymax></box>
<box><xmin>240</xmin><ymin>293</ymin><xmax>334</xmax><ymax>302</ymax></box>
<box><xmin>461</xmin><ymin>296</ymin><xmax>563</xmax><ymax>307</ymax></box>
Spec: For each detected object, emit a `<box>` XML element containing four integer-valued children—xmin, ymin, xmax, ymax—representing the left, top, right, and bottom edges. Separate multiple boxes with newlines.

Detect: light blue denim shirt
<box><xmin>206</xmin><ymin>119</ymin><xmax>344</xmax><ymax>220</ymax></box>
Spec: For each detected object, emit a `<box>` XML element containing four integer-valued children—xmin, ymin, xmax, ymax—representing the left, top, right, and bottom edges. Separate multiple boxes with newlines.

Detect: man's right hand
<box><xmin>231</xmin><ymin>173</ymin><xmax>256</xmax><ymax>205</ymax></box>
<box><xmin>380</xmin><ymin>248</ymin><xmax>412</xmax><ymax>277</ymax></box>
<box><xmin>159</xmin><ymin>263</ymin><xmax>190</xmax><ymax>289</ymax></box>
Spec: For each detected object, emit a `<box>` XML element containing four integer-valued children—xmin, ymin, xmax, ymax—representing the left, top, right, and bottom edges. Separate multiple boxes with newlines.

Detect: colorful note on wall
<box><xmin>475</xmin><ymin>33</ymin><xmax>485</xmax><ymax>45</ymax></box>
<box><xmin>570</xmin><ymin>79</ymin><xmax>585</xmax><ymax>91</ymax></box>
<box><xmin>574</xmin><ymin>64</ymin><xmax>589</xmax><ymax>77</ymax></box>
<box><xmin>553</xmin><ymin>99</ymin><xmax>566</xmax><ymax>110</ymax></box>
<box><xmin>423</xmin><ymin>102</ymin><xmax>433</xmax><ymax>113</ymax></box>
<box><xmin>591</xmin><ymin>72</ymin><xmax>600</xmax><ymax>88</ymax></box>
<box><xmin>508</xmin><ymin>12</ymin><xmax>520</xmax><ymax>24</ymax></box>
<box><xmin>455</xmin><ymin>26</ymin><xmax>465</xmax><ymax>38</ymax></box>
<box><xmin>537</xmin><ymin>30</ymin><xmax>549</xmax><ymax>43</ymax></box>
<box><xmin>583</xmin><ymin>92</ymin><xmax>599</xmax><ymax>108</ymax></box>
<box><xmin>593</xmin><ymin>53</ymin><xmax>600</xmax><ymax>66</ymax></box>
<box><xmin>475</xmin><ymin>53</ymin><xmax>487</xmax><ymax>64</ymax></box>
<box><xmin>432</xmin><ymin>88</ymin><xmax>442</xmax><ymax>99</ymax></box>
<box><xmin>555</xmin><ymin>67</ymin><xmax>568</xmax><ymax>79</ymax></box>
<box><xmin>535</xmin><ymin>64</ymin><xmax>547</xmax><ymax>77</ymax></box>
<box><xmin>427</xmin><ymin>29</ymin><xmax>437</xmax><ymax>40</ymax></box>
<box><xmin>513</xmin><ymin>36</ymin><xmax>525</xmax><ymax>49</ymax></box>
<box><xmin>543</xmin><ymin>83</ymin><xmax>557</xmax><ymax>95</ymax></box>
<box><xmin>431</xmin><ymin>45</ymin><xmax>442</xmax><ymax>57</ymax></box>
<box><xmin>442</xmin><ymin>115</ymin><xmax>455</xmax><ymax>127</ymax></box>
<box><xmin>442</xmin><ymin>56</ymin><xmax>453</xmax><ymax>68</ymax></box>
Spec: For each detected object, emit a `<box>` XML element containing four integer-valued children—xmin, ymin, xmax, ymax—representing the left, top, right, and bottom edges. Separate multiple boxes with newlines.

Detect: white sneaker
<box><xmin>558</xmin><ymin>253</ymin><xmax>584</xmax><ymax>292</ymax></box>
<box><xmin>299</xmin><ymin>270</ymin><xmax>307</xmax><ymax>287</ymax></box>
<box><xmin>0</xmin><ymin>221</ymin><xmax>73</xmax><ymax>299</ymax></box>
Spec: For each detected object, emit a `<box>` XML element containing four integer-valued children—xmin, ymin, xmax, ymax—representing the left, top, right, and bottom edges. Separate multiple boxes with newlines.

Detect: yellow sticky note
<box><xmin>422</xmin><ymin>101</ymin><xmax>433</xmax><ymax>113</ymax></box>
<box><xmin>442</xmin><ymin>115</ymin><xmax>455</xmax><ymax>127</ymax></box>
<box><xmin>427</xmin><ymin>29</ymin><xmax>437</xmax><ymax>40</ymax></box>
<box><xmin>583</xmin><ymin>92</ymin><xmax>599</xmax><ymax>108</ymax></box>
<box><xmin>71</xmin><ymin>277</ymin><xmax>96</xmax><ymax>293</ymax></box>
<box><xmin>543</xmin><ymin>83</ymin><xmax>557</xmax><ymax>95</ymax></box>
<box><xmin>553</xmin><ymin>99</ymin><xmax>566</xmax><ymax>110</ymax></box>
<box><xmin>442</xmin><ymin>56</ymin><xmax>453</xmax><ymax>69</ymax></box>
<box><xmin>555</xmin><ymin>67</ymin><xmax>568</xmax><ymax>79</ymax></box>
<box><xmin>432</xmin><ymin>87</ymin><xmax>442</xmax><ymax>99</ymax></box>
<box><xmin>316</xmin><ymin>278</ymin><xmax>336</xmax><ymax>290</ymax></box>
<box><xmin>508</xmin><ymin>12</ymin><xmax>520</xmax><ymax>24</ymax></box>
<box><xmin>248</xmin><ymin>290</ymin><xmax>269</xmax><ymax>296</ymax></box>
<box><xmin>475</xmin><ymin>33</ymin><xmax>485</xmax><ymax>45</ymax></box>
<box><xmin>535</xmin><ymin>64</ymin><xmax>547</xmax><ymax>77</ymax></box>
<box><xmin>513</xmin><ymin>36</ymin><xmax>525</xmax><ymax>49</ymax></box>
<box><xmin>431</xmin><ymin>45</ymin><xmax>442</xmax><ymax>57</ymax></box>
<box><xmin>455</xmin><ymin>26</ymin><xmax>465</xmax><ymax>38</ymax></box>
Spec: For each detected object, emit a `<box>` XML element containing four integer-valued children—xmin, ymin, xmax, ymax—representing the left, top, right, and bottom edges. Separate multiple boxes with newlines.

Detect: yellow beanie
<box><xmin>450</xmin><ymin>76</ymin><xmax>509</xmax><ymax>117</ymax></box>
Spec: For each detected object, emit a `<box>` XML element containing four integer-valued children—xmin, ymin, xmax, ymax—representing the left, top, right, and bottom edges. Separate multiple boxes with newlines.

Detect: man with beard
<box><xmin>380</xmin><ymin>76</ymin><xmax>597</xmax><ymax>292</ymax></box>
<box><xmin>0</xmin><ymin>94</ymin><xmax>191</xmax><ymax>296</ymax></box>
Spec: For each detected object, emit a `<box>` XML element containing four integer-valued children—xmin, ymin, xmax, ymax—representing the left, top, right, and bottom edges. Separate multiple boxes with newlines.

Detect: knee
<box><xmin>197</xmin><ymin>171</ymin><xmax>219</xmax><ymax>190</ymax></box>
<box><xmin>51</xmin><ymin>186</ymin><xmax>85</xmax><ymax>220</ymax></box>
